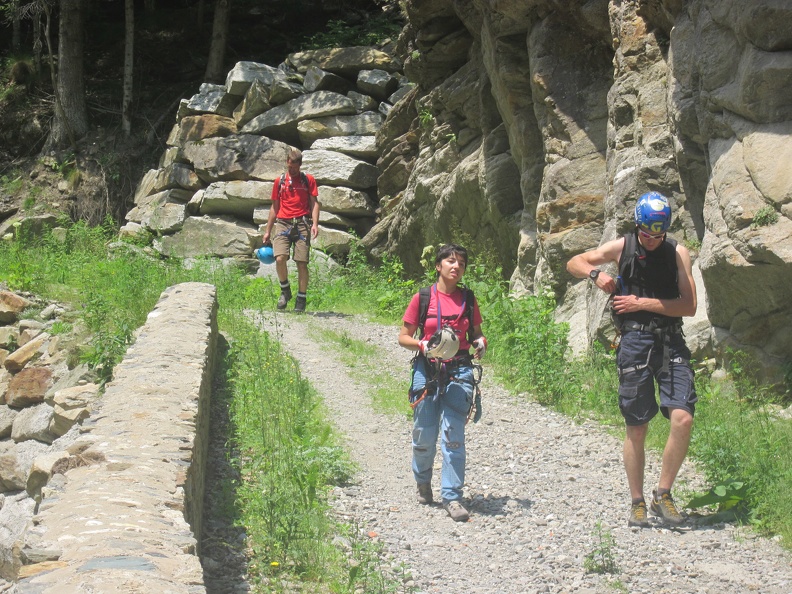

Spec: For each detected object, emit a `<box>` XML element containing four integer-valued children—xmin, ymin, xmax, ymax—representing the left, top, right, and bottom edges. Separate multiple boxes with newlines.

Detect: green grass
<box><xmin>0</xmin><ymin>223</ymin><xmax>407</xmax><ymax>593</ymax></box>
<box><xmin>315</xmin><ymin>328</ymin><xmax>410</xmax><ymax>417</ymax></box>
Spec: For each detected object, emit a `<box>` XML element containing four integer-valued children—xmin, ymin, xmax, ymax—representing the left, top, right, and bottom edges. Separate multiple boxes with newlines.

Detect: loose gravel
<box><xmin>204</xmin><ymin>307</ymin><xmax>792</xmax><ymax>594</ymax></box>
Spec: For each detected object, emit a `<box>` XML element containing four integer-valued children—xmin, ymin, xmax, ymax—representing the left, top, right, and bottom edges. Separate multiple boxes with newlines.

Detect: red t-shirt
<box><xmin>403</xmin><ymin>286</ymin><xmax>482</xmax><ymax>350</ymax></box>
<box><xmin>271</xmin><ymin>173</ymin><xmax>318</xmax><ymax>219</ymax></box>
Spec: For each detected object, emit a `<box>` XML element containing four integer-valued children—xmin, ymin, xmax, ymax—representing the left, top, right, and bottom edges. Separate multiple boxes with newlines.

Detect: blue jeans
<box><xmin>410</xmin><ymin>357</ymin><xmax>474</xmax><ymax>502</ymax></box>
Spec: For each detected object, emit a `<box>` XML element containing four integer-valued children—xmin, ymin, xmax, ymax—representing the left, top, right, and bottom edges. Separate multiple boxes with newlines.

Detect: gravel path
<box><xmin>253</xmin><ymin>309</ymin><xmax>792</xmax><ymax>594</ymax></box>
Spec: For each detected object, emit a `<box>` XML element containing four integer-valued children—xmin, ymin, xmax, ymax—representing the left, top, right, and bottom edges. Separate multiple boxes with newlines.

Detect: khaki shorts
<box><xmin>272</xmin><ymin>218</ymin><xmax>311</xmax><ymax>262</ymax></box>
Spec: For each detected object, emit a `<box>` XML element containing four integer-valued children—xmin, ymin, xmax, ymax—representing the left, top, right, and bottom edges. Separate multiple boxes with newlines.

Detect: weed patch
<box><xmin>584</xmin><ymin>521</ymin><xmax>619</xmax><ymax>574</ymax></box>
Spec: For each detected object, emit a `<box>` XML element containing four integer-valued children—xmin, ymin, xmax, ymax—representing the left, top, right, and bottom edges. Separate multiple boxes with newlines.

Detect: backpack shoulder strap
<box><xmin>417</xmin><ymin>287</ymin><xmax>431</xmax><ymax>337</ymax></box>
<box><xmin>465</xmin><ymin>287</ymin><xmax>475</xmax><ymax>343</ymax></box>
<box><xmin>277</xmin><ymin>173</ymin><xmax>286</xmax><ymax>199</ymax></box>
<box><xmin>618</xmin><ymin>232</ymin><xmax>635</xmax><ymax>278</ymax></box>
<box><xmin>301</xmin><ymin>172</ymin><xmax>309</xmax><ymax>188</ymax></box>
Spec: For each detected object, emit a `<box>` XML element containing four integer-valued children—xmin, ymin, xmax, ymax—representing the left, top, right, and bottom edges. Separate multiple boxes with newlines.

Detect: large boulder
<box><xmin>177</xmin><ymin>82</ymin><xmax>241</xmax><ymax>119</ymax></box>
<box><xmin>0</xmin><ymin>439</ymin><xmax>49</xmax><ymax>492</ymax></box>
<box><xmin>48</xmin><ymin>383</ymin><xmax>101</xmax><ymax>438</ymax></box>
<box><xmin>126</xmin><ymin>189</ymin><xmax>193</xmax><ymax>225</ymax></box>
<box><xmin>286</xmin><ymin>47</ymin><xmax>401</xmax><ymax>77</ymax></box>
<box><xmin>317</xmin><ymin>186</ymin><xmax>376</xmax><ymax>217</ymax></box>
<box><xmin>302</xmin><ymin>149</ymin><xmax>379</xmax><ymax>190</ymax></box>
<box><xmin>196</xmin><ymin>181</ymin><xmax>274</xmax><ymax>219</ymax></box>
<box><xmin>225</xmin><ymin>61</ymin><xmax>287</xmax><ymax>96</ymax></box>
<box><xmin>180</xmin><ymin>135</ymin><xmax>292</xmax><ymax>183</ymax></box>
<box><xmin>156</xmin><ymin>216</ymin><xmax>261</xmax><ymax>258</ymax></box>
<box><xmin>314</xmin><ymin>227</ymin><xmax>356</xmax><ymax>256</ymax></box>
<box><xmin>311</xmin><ymin>135</ymin><xmax>379</xmax><ymax>161</ymax></box>
<box><xmin>4</xmin><ymin>335</ymin><xmax>49</xmax><ymax>374</ymax></box>
<box><xmin>11</xmin><ymin>403</ymin><xmax>55</xmax><ymax>444</ymax></box>
<box><xmin>240</xmin><ymin>91</ymin><xmax>357</xmax><ymax>145</ymax></box>
<box><xmin>0</xmin><ymin>292</ymin><xmax>31</xmax><ymax>324</ymax></box>
<box><xmin>5</xmin><ymin>367</ymin><xmax>53</xmax><ymax>407</ymax></box>
<box><xmin>297</xmin><ymin>112</ymin><xmax>384</xmax><ymax>147</ymax></box>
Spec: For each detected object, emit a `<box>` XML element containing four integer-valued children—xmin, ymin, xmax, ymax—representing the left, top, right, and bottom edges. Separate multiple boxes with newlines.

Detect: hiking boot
<box><xmin>628</xmin><ymin>500</ymin><xmax>651</xmax><ymax>528</ymax></box>
<box><xmin>294</xmin><ymin>295</ymin><xmax>306</xmax><ymax>313</ymax></box>
<box><xmin>651</xmin><ymin>490</ymin><xmax>685</xmax><ymax>526</ymax></box>
<box><xmin>443</xmin><ymin>500</ymin><xmax>469</xmax><ymax>522</ymax></box>
<box><xmin>277</xmin><ymin>287</ymin><xmax>292</xmax><ymax>310</ymax></box>
<box><xmin>416</xmin><ymin>483</ymin><xmax>433</xmax><ymax>505</ymax></box>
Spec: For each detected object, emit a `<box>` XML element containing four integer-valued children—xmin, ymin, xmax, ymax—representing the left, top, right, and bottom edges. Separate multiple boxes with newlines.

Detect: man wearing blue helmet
<box><xmin>566</xmin><ymin>191</ymin><xmax>698</xmax><ymax>528</ymax></box>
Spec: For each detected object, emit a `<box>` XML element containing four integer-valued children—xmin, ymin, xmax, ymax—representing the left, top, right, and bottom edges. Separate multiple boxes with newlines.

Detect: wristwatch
<box><xmin>589</xmin><ymin>269</ymin><xmax>601</xmax><ymax>281</ymax></box>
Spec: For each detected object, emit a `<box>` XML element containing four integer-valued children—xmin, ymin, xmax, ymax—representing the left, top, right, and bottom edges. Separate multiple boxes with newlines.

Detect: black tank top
<box><xmin>615</xmin><ymin>231</ymin><xmax>681</xmax><ymax>327</ymax></box>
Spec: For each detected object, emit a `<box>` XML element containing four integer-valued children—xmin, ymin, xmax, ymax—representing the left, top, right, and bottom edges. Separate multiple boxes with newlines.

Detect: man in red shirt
<box><xmin>262</xmin><ymin>148</ymin><xmax>320</xmax><ymax>312</ymax></box>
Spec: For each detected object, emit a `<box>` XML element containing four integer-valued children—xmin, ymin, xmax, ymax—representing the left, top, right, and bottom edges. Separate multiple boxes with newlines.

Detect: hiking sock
<box><xmin>296</xmin><ymin>291</ymin><xmax>306</xmax><ymax>300</ymax></box>
<box><xmin>632</xmin><ymin>497</ymin><xmax>645</xmax><ymax>505</ymax></box>
<box><xmin>280</xmin><ymin>281</ymin><xmax>291</xmax><ymax>292</ymax></box>
<box><xmin>655</xmin><ymin>488</ymin><xmax>670</xmax><ymax>499</ymax></box>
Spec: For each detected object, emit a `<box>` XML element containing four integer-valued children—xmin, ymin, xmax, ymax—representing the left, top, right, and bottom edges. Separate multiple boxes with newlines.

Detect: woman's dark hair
<box><xmin>434</xmin><ymin>244</ymin><xmax>468</xmax><ymax>277</ymax></box>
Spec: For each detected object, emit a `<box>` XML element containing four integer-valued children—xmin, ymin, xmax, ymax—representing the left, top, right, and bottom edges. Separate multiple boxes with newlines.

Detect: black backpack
<box><xmin>417</xmin><ymin>285</ymin><xmax>476</xmax><ymax>343</ymax></box>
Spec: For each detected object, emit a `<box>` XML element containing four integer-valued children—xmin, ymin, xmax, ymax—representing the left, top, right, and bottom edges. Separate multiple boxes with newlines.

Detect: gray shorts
<box><xmin>617</xmin><ymin>330</ymin><xmax>697</xmax><ymax>426</ymax></box>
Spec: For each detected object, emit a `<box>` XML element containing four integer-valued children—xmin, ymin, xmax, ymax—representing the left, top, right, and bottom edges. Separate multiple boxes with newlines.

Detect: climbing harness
<box><xmin>408</xmin><ymin>354</ymin><xmax>483</xmax><ymax>424</ymax></box>
<box><xmin>276</xmin><ymin>216</ymin><xmax>311</xmax><ymax>242</ymax></box>
<box><xmin>409</xmin><ymin>285</ymin><xmax>485</xmax><ymax>423</ymax></box>
<box><xmin>619</xmin><ymin>319</ymin><xmax>684</xmax><ymax>376</ymax></box>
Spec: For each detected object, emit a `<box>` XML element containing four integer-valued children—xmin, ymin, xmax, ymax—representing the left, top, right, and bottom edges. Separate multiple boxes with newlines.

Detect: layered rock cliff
<box><xmin>368</xmin><ymin>0</ymin><xmax>792</xmax><ymax>384</ymax></box>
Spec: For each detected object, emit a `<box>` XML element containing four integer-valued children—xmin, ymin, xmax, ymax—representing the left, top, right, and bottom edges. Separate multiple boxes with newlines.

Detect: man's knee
<box><xmin>670</xmin><ymin>408</ymin><xmax>694</xmax><ymax>432</ymax></box>
<box><xmin>625</xmin><ymin>422</ymin><xmax>649</xmax><ymax>441</ymax></box>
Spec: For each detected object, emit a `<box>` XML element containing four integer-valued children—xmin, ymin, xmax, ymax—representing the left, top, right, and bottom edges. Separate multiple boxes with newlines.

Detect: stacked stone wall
<box><xmin>5</xmin><ymin>282</ymin><xmax>217</xmax><ymax>592</ymax></box>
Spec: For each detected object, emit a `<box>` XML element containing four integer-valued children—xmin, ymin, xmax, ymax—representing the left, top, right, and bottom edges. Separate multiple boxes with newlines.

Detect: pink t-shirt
<box><xmin>271</xmin><ymin>173</ymin><xmax>318</xmax><ymax>219</ymax></box>
<box><xmin>403</xmin><ymin>286</ymin><xmax>482</xmax><ymax>350</ymax></box>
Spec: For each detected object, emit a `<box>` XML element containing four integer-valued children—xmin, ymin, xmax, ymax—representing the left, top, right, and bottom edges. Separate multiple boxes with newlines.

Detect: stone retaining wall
<box><xmin>10</xmin><ymin>282</ymin><xmax>217</xmax><ymax>593</ymax></box>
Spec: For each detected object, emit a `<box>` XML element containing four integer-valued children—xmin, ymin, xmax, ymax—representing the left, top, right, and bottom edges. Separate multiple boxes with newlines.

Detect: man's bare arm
<box><xmin>566</xmin><ymin>237</ymin><xmax>625</xmax><ymax>294</ymax></box>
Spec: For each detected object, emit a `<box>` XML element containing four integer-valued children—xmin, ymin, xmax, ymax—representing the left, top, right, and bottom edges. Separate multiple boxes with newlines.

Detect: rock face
<box><xmin>125</xmin><ymin>47</ymin><xmax>409</xmax><ymax>258</ymax></box>
<box><xmin>127</xmin><ymin>2</ymin><xmax>791</xmax><ymax>382</ymax></box>
<box><xmin>365</xmin><ymin>0</ymin><xmax>792</xmax><ymax>384</ymax></box>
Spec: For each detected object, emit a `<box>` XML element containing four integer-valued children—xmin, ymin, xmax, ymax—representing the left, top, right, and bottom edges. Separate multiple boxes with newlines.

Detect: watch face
<box><xmin>589</xmin><ymin>269</ymin><xmax>600</xmax><ymax>280</ymax></box>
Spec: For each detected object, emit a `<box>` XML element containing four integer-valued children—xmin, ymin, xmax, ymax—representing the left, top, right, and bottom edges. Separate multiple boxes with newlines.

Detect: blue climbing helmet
<box><xmin>634</xmin><ymin>192</ymin><xmax>672</xmax><ymax>234</ymax></box>
<box><xmin>254</xmin><ymin>245</ymin><xmax>275</xmax><ymax>264</ymax></box>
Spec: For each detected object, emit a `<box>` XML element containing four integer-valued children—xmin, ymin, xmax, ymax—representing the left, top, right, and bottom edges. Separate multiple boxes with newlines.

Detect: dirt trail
<box><xmin>254</xmin><ymin>309</ymin><xmax>792</xmax><ymax>594</ymax></box>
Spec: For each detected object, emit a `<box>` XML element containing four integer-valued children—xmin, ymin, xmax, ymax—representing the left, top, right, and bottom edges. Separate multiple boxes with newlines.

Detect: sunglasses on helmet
<box><xmin>637</xmin><ymin>228</ymin><xmax>666</xmax><ymax>240</ymax></box>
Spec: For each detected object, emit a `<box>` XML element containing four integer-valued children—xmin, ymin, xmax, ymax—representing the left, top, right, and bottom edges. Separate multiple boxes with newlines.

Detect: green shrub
<box><xmin>583</xmin><ymin>521</ymin><xmax>619</xmax><ymax>574</ymax></box>
<box><xmin>751</xmin><ymin>205</ymin><xmax>778</xmax><ymax>229</ymax></box>
<box><xmin>301</xmin><ymin>15</ymin><xmax>402</xmax><ymax>50</ymax></box>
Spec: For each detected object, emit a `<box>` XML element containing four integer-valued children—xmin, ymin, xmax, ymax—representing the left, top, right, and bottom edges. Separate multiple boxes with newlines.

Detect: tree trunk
<box><xmin>196</xmin><ymin>0</ymin><xmax>205</xmax><ymax>30</ymax></box>
<box><xmin>12</xmin><ymin>0</ymin><xmax>21</xmax><ymax>52</ymax></box>
<box><xmin>46</xmin><ymin>0</ymin><xmax>89</xmax><ymax>151</ymax></box>
<box><xmin>33</xmin><ymin>11</ymin><xmax>42</xmax><ymax>73</ymax></box>
<box><xmin>204</xmin><ymin>0</ymin><xmax>231</xmax><ymax>83</ymax></box>
<box><xmin>122</xmin><ymin>0</ymin><xmax>134</xmax><ymax>135</ymax></box>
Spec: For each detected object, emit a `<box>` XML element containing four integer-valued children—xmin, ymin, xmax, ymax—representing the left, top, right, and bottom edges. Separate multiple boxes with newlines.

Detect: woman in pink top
<box><xmin>398</xmin><ymin>244</ymin><xmax>487</xmax><ymax>522</ymax></box>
